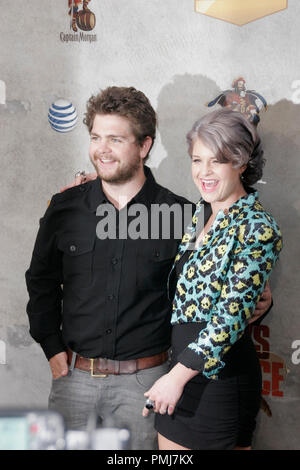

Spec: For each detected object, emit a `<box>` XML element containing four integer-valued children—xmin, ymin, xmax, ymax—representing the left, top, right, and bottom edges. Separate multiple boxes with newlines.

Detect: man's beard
<box><xmin>95</xmin><ymin>154</ymin><xmax>142</xmax><ymax>184</ymax></box>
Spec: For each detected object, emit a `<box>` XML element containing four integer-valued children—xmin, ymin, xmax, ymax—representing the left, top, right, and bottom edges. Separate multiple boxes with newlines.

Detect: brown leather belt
<box><xmin>67</xmin><ymin>350</ymin><xmax>168</xmax><ymax>377</ymax></box>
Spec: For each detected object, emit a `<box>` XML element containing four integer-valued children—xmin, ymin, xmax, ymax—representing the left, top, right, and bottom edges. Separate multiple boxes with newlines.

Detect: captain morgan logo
<box><xmin>60</xmin><ymin>0</ymin><xmax>97</xmax><ymax>43</ymax></box>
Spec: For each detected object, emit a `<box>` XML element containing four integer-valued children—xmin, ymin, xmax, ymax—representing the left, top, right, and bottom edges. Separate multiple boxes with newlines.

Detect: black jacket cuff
<box><xmin>40</xmin><ymin>333</ymin><xmax>66</xmax><ymax>361</ymax></box>
<box><xmin>177</xmin><ymin>347</ymin><xmax>205</xmax><ymax>372</ymax></box>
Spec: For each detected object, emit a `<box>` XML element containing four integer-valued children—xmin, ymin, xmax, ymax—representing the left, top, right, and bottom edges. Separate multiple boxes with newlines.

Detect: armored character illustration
<box><xmin>68</xmin><ymin>0</ymin><xmax>95</xmax><ymax>32</ymax></box>
<box><xmin>207</xmin><ymin>77</ymin><xmax>267</xmax><ymax>126</ymax></box>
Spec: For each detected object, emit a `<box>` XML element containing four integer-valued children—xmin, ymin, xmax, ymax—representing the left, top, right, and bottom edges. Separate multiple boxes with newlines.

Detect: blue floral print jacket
<box><xmin>169</xmin><ymin>191</ymin><xmax>282</xmax><ymax>379</ymax></box>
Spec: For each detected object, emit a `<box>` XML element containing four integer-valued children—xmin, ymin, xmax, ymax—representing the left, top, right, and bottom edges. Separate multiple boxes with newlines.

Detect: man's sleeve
<box><xmin>25</xmin><ymin>199</ymin><xmax>65</xmax><ymax>360</ymax></box>
<box><xmin>177</xmin><ymin>221</ymin><xmax>282</xmax><ymax>379</ymax></box>
<box><xmin>251</xmin><ymin>297</ymin><xmax>274</xmax><ymax>325</ymax></box>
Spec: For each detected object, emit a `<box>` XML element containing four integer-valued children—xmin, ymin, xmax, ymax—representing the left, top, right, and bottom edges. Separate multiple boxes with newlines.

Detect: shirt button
<box><xmin>106</xmin><ymin>329</ymin><xmax>112</xmax><ymax>335</ymax></box>
<box><xmin>108</xmin><ymin>294</ymin><xmax>115</xmax><ymax>301</ymax></box>
<box><xmin>69</xmin><ymin>245</ymin><xmax>77</xmax><ymax>252</ymax></box>
<box><xmin>111</xmin><ymin>258</ymin><xmax>118</xmax><ymax>265</ymax></box>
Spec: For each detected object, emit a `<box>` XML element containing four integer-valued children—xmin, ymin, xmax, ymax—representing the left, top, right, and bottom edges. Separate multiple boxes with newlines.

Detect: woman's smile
<box><xmin>191</xmin><ymin>138</ymin><xmax>246</xmax><ymax>212</ymax></box>
<box><xmin>200</xmin><ymin>179</ymin><xmax>219</xmax><ymax>192</ymax></box>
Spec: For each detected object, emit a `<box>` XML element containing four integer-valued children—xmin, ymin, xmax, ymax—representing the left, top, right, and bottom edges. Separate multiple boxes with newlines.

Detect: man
<box><xmin>207</xmin><ymin>77</ymin><xmax>267</xmax><ymax>127</ymax></box>
<box><xmin>68</xmin><ymin>0</ymin><xmax>91</xmax><ymax>32</ymax></box>
<box><xmin>26</xmin><ymin>86</ymin><xmax>272</xmax><ymax>450</ymax></box>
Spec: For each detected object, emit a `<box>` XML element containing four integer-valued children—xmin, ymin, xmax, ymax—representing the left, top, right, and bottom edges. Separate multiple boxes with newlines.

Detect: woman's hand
<box><xmin>142</xmin><ymin>363</ymin><xmax>199</xmax><ymax>417</ymax></box>
<box><xmin>142</xmin><ymin>372</ymin><xmax>184</xmax><ymax>417</ymax></box>
<box><xmin>60</xmin><ymin>171</ymin><xmax>97</xmax><ymax>193</ymax></box>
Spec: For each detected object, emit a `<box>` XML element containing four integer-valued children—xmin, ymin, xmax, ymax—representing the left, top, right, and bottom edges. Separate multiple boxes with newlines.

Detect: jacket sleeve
<box><xmin>25</xmin><ymin>198</ymin><xmax>65</xmax><ymax>360</ymax></box>
<box><xmin>177</xmin><ymin>220</ymin><xmax>282</xmax><ymax>379</ymax></box>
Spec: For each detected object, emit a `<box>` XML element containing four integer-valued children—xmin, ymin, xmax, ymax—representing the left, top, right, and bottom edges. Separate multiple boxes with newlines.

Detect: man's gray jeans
<box><xmin>48</xmin><ymin>362</ymin><xmax>169</xmax><ymax>450</ymax></box>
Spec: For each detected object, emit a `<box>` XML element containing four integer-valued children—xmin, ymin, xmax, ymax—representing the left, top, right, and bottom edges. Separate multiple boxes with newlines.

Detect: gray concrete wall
<box><xmin>0</xmin><ymin>0</ymin><xmax>299</xmax><ymax>449</ymax></box>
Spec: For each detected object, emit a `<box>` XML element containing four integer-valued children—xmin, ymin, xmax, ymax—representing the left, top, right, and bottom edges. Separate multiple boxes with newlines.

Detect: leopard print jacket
<box><xmin>169</xmin><ymin>191</ymin><xmax>282</xmax><ymax>379</ymax></box>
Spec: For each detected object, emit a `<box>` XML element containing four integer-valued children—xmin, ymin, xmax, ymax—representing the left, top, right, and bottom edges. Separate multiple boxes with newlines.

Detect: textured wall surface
<box><xmin>0</xmin><ymin>0</ymin><xmax>299</xmax><ymax>449</ymax></box>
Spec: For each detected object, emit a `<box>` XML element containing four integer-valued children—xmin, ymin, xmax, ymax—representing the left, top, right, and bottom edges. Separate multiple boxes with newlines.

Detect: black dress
<box><xmin>154</xmin><ymin>250</ymin><xmax>262</xmax><ymax>450</ymax></box>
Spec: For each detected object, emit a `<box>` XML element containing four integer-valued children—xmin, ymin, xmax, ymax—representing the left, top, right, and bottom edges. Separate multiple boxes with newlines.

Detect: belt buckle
<box><xmin>90</xmin><ymin>358</ymin><xmax>108</xmax><ymax>378</ymax></box>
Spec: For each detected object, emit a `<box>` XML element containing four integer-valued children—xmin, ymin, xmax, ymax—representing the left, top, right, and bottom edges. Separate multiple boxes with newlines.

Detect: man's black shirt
<box><xmin>25</xmin><ymin>167</ymin><xmax>194</xmax><ymax>361</ymax></box>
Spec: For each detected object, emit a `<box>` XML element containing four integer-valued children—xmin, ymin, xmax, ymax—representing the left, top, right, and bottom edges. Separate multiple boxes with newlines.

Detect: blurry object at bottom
<box><xmin>66</xmin><ymin>427</ymin><xmax>130</xmax><ymax>450</ymax></box>
<box><xmin>0</xmin><ymin>409</ymin><xmax>130</xmax><ymax>450</ymax></box>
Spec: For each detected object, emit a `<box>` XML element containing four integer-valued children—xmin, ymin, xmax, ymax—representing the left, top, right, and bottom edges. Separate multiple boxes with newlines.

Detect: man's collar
<box><xmin>86</xmin><ymin>165</ymin><xmax>157</xmax><ymax>212</ymax></box>
<box><xmin>131</xmin><ymin>166</ymin><xmax>157</xmax><ymax>208</ymax></box>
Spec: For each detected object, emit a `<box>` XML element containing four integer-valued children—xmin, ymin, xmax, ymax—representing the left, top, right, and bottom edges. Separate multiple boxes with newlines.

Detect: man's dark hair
<box><xmin>84</xmin><ymin>86</ymin><xmax>157</xmax><ymax>159</ymax></box>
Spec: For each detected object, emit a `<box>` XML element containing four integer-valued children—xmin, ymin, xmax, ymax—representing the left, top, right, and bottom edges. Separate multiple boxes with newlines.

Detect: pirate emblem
<box><xmin>68</xmin><ymin>0</ymin><xmax>96</xmax><ymax>32</ymax></box>
<box><xmin>207</xmin><ymin>78</ymin><xmax>267</xmax><ymax>126</ymax></box>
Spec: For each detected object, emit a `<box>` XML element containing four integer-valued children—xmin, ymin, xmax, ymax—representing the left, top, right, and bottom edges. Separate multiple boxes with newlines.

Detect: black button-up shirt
<box><xmin>25</xmin><ymin>167</ymin><xmax>194</xmax><ymax>361</ymax></box>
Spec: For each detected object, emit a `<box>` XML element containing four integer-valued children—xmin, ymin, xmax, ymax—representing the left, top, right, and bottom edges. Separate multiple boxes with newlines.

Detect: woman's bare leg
<box><xmin>234</xmin><ymin>445</ymin><xmax>251</xmax><ymax>450</ymax></box>
<box><xmin>158</xmin><ymin>433</ymin><xmax>191</xmax><ymax>450</ymax></box>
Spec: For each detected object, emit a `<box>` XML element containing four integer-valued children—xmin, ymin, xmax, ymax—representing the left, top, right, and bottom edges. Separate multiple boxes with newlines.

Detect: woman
<box><xmin>142</xmin><ymin>108</ymin><xmax>282</xmax><ymax>450</ymax></box>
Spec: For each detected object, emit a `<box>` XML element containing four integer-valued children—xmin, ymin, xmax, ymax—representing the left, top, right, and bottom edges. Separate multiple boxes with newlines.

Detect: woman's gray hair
<box><xmin>186</xmin><ymin>108</ymin><xmax>265</xmax><ymax>186</ymax></box>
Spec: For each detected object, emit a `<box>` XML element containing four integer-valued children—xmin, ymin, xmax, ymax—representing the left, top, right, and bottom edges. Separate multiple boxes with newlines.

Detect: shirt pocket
<box><xmin>136</xmin><ymin>241</ymin><xmax>178</xmax><ymax>291</ymax></box>
<box><xmin>58</xmin><ymin>236</ymin><xmax>96</xmax><ymax>288</ymax></box>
